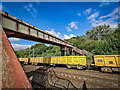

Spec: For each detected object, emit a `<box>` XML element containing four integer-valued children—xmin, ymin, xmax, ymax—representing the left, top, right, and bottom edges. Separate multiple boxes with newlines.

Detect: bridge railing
<box><xmin>72</xmin><ymin>46</ymin><xmax>93</xmax><ymax>56</ymax></box>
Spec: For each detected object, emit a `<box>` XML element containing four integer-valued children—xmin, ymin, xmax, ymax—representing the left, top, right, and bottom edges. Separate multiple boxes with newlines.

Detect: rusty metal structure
<box><xmin>1</xmin><ymin>10</ymin><xmax>93</xmax><ymax>56</ymax></box>
<box><xmin>1</xmin><ymin>25</ymin><xmax>32</xmax><ymax>89</ymax></box>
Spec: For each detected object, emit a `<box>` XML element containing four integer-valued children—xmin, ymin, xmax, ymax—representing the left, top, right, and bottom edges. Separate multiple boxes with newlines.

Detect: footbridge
<box><xmin>1</xmin><ymin>10</ymin><xmax>93</xmax><ymax>56</ymax></box>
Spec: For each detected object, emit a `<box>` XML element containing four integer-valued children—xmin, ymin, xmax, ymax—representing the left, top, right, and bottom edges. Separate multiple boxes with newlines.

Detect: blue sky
<box><xmin>1</xmin><ymin>2</ymin><xmax>118</xmax><ymax>50</ymax></box>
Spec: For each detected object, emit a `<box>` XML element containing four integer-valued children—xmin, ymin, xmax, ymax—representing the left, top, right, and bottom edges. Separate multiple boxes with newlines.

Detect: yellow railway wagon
<box><xmin>20</xmin><ymin>56</ymin><xmax>87</xmax><ymax>70</ymax></box>
<box><xmin>50</xmin><ymin>57</ymin><xmax>58</xmax><ymax>65</ymax></box>
<box><xmin>43</xmin><ymin>57</ymin><xmax>51</xmax><ymax>64</ymax></box>
<box><xmin>30</xmin><ymin>57</ymin><xmax>35</xmax><ymax>64</ymax></box>
<box><xmin>50</xmin><ymin>56</ymin><xmax>67</xmax><ymax>65</ymax></box>
<box><xmin>30</xmin><ymin>57</ymin><xmax>44</xmax><ymax>65</ymax></box>
<box><xmin>19</xmin><ymin>58</ymin><xmax>29</xmax><ymax>64</ymax></box>
<box><xmin>33</xmin><ymin>57</ymin><xmax>39</xmax><ymax>65</ymax></box>
<box><xmin>37</xmin><ymin>57</ymin><xmax>44</xmax><ymax>63</ymax></box>
<box><xmin>66</xmin><ymin>56</ymin><xmax>86</xmax><ymax>69</ymax></box>
<box><xmin>60</xmin><ymin>56</ymin><xmax>67</xmax><ymax>64</ymax></box>
<box><xmin>93</xmin><ymin>55</ymin><xmax>120</xmax><ymax>72</ymax></box>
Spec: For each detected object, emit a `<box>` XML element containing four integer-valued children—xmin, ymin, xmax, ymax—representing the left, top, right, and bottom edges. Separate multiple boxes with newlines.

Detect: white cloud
<box><xmin>100</xmin><ymin>7</ymin><xmax>118</xmax><ymax>19</ymax></box>
<box><xmin>45</xmin><ymin>29</ymin><xmax>63</xmax><ymax>39</ymax></box>
<box><xmin>77</xmin><ymin>13</ymin><xmax>81</xmax><ymax>16</ymax></box>
<box><xmin>45</xmin><ymin>28</ymin><xmax>76</xmax><ymax>40</ymax></box>
<box><xmin>66</xmin><ymin>27</ymin><xmax>72</xmax><ymax>32</ymax></box>
<box><xmin>63</xmin><ymin>34</ymin><xmax>75</xmax><ymax>39</ymax></box>
<box><xmin>29</xmin><ymin>3</ymin><xmax>32</xmax><ymax>7</ymax></box>
<box><xmin>99</xmin><ymin>2</ymin><xmax>109</xmax><ymax>7</ymax></box>
<box><xmin>87</xmin><ymin>7</ymin><xmax>118</xmax><ymax>28</ymax></box>
<box><xmin>84</xmin><ymin>8</ymin><xmax>92</xmax><ymax>15</ymax></box>
<box><xmin>11</xmin><ymin>44</ymin><xmax>31</xmax><ymax>51</ymax></box>
<box><xmin>88</xmin><ymin>11</ymin><xmax>99</xmax><ymax>20</ymax></box>
<box><xmin>68</xmin><ymin>22</ymin><xmax>78</xmax><ymax>30</ymax></box>
<box><xmin>66</xmin><ymin>21</ymin><xmax>78</xmax><ymax>32</ymax></box>
<box><xmin>8</xmin><ymin>37</ymin><xmax>20</xmax><ymax>42</ymax></box>
<box><xmin>24</xmin><ymin>3</ymin><xmax>37</xmax><ymax>17</ymax></box>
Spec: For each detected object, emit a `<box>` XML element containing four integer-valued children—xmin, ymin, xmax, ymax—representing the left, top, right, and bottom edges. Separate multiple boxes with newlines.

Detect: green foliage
<box><xmin>67</xmin><ymin>24</ymin><xmax>120</xmax><ymax>55</ymax></box>
<box><xmin>16</xmin><ymin>43</ymin><xmax>61</xmax><ymax>58</ymax></box>
<box><xmin>86</xmin><ymin>56</ymin><xmax>93</xmax><ymax>63</ymax></box>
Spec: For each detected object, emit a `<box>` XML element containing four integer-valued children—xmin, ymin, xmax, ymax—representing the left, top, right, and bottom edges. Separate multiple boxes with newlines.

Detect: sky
<box><xmin>1</xmin><ymin>1</ymin><xmax>119</xmax><ymax>51</ymax></box>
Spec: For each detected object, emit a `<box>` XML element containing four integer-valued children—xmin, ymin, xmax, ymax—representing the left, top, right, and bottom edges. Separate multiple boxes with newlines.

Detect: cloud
<box><xmin>100</xmin><ymin>7</ymin><xmax>118</xmax><ymax>19</ymax></box>
<box><xmin>45</xmin><ymin>28</ymin><xmax>76</xmax><ymax>40</ymax></box>
<box><xmin>63</xmin><ymin>34</ymin><xmax>75</xmax><ymax>39</ymax></box>
<box><xmin>99</xmin><ymin>2</ymin><xmax>109</xmax><ymax>7</ymax></box>
<box><xmin>68</xmin><ymin>22</ymin><xmax>78</xmax><ymax>30</ymax></box>
<box><xmin>66</xmin><ymin>21</ymin><xmax>78</xmax><ymax>32</ymax></box>
<box><xmin>84</xmin><ymin>8</ymin><xmax>92</xmax><ymax>15</ymax></box>
<box><xmin>87</xmin><ymin>11</ymin><xmax>99</xmax><ymax>20</ymax></box>
<box><xmin>8</xmin><ymin>37</ymin><xmax>20</xmax><ymax>42</ymax></box>
<box><xmin>66</xmin><ymin>27</ymin><xmax>72</xmax><ymax>32</ymax></box>
<box><xmin>11</xmin><ymin>44</ymin><xmax>31</xmax><ymax>51</ymax></box>
<box><xmin>77</xmin><ymin>13</ymin><xmax>81</xmax><ymax>16</ymax></box>
<box><xmin>24</xmin><ymin>3</ymin><xmax>37</xmax><ymax>17</ymax></box>
<box><xmin>45</xmin><ymin>28</ymin><xmax>63</xmax><ymax>39</ymax></box>
<box><xmin>87</xmin><ymin>7</ymin><xmax>118</xmax><ymax>28</ymax></box>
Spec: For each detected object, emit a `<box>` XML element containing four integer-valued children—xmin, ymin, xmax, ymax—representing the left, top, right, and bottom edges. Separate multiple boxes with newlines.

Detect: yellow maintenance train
<box><xmin>19</xmin><ymin>56</ymin><xmax>86</xmax><ymax>69</ymax></box>
<box><xmin>19</xmin><ymin>55</ymin><xmax>120</xmax><ymax>73</ymax></box>
<box><xmin>91</xmin><ymin>55</ymin><xmax>120</xmax><ymax>72</ymax></box>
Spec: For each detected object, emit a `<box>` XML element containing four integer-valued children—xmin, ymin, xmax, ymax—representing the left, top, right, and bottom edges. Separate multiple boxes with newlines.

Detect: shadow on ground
<box><xmin>25</xmin><ymin>65</ymin><xmax>86</xmax><ymax>89</ymax></box>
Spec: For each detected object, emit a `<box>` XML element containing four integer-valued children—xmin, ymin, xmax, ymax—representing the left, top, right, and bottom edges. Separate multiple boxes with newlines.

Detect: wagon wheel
<box><xmin>67</xmin><ymin>65</ymin><xmax>71</xmax><ymax>69</ymax></box>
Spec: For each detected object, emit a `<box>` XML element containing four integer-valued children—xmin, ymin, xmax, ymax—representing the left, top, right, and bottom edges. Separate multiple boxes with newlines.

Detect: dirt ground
<box><xmin>22</xmin><ymin>65</ymin><xmax>120</xmax><ymax>89</ymax></box>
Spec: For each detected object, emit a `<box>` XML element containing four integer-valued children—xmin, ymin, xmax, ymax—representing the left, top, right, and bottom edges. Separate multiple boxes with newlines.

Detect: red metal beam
<box><xmin>1</xmin><ymin>26</ymin><xmax>32</xmax><ymax>88</ymax></box>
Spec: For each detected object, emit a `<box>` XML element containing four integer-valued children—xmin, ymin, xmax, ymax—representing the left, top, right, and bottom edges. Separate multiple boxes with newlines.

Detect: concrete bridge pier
<box><xmin>60</xmin><ymin>46</ymin><xmax>67</xmax><ymax>56</ymax></box>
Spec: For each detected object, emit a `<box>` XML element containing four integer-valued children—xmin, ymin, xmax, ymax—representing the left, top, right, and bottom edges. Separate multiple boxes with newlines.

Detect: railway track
<box><xmin>22</xmin><ymin>65</ymin><xmax>120</xmax><ymax>89</ymax></box>
<box><xmin>52</xmin><ymin>70</ymin><xmax>119</xmax><ymax>88</ymax></box>
<box><xmin>54</xmin><ymin>67</ymin><xmax>119</xmax><ymax>81</ymax></box>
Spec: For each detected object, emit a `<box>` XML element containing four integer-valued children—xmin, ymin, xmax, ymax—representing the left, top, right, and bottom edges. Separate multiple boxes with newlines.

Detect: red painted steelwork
<box><xmin>4</xmin><ymin>28</ymin><xmax>64</xmax><ymax>47</ymax></box>
<box><xmin>1</xmin><ymin>26</ymin><xmax>32</xmax><ymax>89</ymax></box>
<box><xmin>16</xmin><ymin>22</ymin><xmax>18</xmax><ymax>32</ymax></box>
<box><xmin>28</xmin><ymin>27</ymin><xmax>30</xmax><ymax>35</ymax></box>
<box><xmin>73</xmin><ymin>49</ymin><xmax>83</xmax><ymax>55</ymax></box>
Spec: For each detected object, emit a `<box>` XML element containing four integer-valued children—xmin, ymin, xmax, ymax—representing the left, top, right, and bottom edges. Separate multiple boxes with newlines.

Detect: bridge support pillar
<box><xmin>69</xmin><ymin>48</ymin><xmax>74</xmax><ymax>56</ymax></box>
<box><xmin>60</xmin><ymin>46</ymin><xmax>67</xmax><ymax>56</ymax></box>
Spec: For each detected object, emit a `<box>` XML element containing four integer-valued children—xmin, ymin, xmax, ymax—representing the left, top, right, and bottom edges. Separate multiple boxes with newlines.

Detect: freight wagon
<box><xmin>30</xmin><ymin>57</ymin><xmax>44</xmax><ymax>65</ymax></box>
<box><xmin>19</xmin><ymin>58</ymin><xmax>29</xmax><ymax>64</ymax></box>
<box><xmin>50</xmin><ymin>56</ymin><xmax>86</xmax><ymax>69</ymax></box>
<box><xmin>91</xmin><ymin>55</ymin><xmax>120</xmax><ymax>72</ymax></box>
<box><xmin>19</xmin><ymin>56</ymin><xmax>87</xmax><ymax>70</ymax></box>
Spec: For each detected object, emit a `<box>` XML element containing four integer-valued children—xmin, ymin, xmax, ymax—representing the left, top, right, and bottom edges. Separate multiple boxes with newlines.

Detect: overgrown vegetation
<box><xmin>15</xmin><ymin>24</ymin><xmax>120</xmax><ymax>58</ymax></box>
